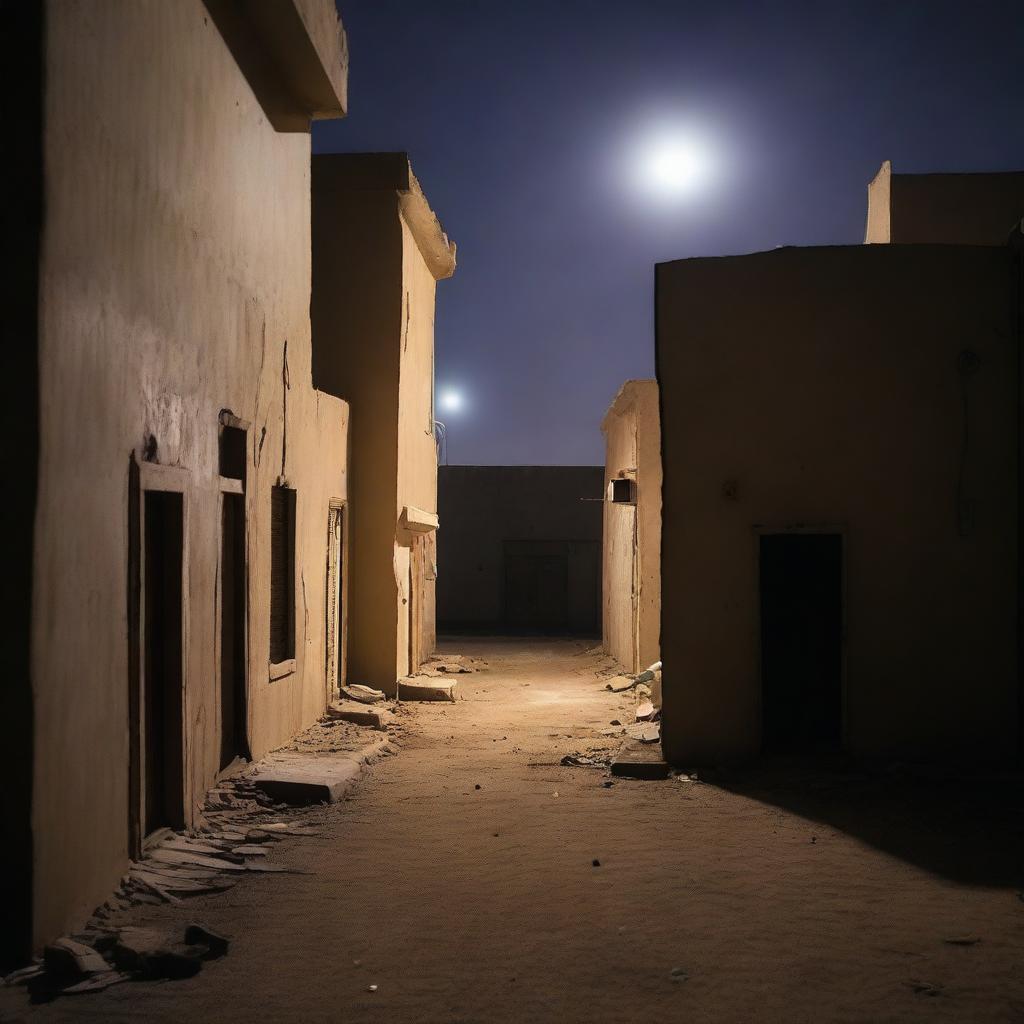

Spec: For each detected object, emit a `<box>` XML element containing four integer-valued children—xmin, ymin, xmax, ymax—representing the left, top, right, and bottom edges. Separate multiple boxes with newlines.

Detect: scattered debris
<box><xmin>625</xmin><ymin>722</ymin><xmax>661</xmax><ymax>744</ymax></box>
<box><xmin>635</xmin><ymin>700</ymin><xmax>656</xmax><ymax>722</ymax></box>
<box><xmin>560</xmin><ymin>753</ymin><xmax>610</xmax><ymax>768</ymax></box>
<box><xmin>606</xmin><ymin>675</ymin><xmax>638</xmax><ymax>693</ymax></box>
<box><xmin>368</xmin><ymin>984</ymin><xmax>378</xmax><ymax>993</ymax></box>
<box><xmin>414</xmin><ymin>653</ymin><xmax>488</xmax><ymax>677</ymax></box>
<box><xmin>670</xmin><ymin>966</ymin><xmax>688</xmax><ymax>982</ymax></box>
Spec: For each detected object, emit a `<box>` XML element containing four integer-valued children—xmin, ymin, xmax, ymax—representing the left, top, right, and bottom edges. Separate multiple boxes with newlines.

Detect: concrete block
<box><xmin>398</xmin><ymin>679</ymin><xmax>457</xmax><ymax>702</ymax></box>
<box><xmin>611</xmin><ymin>741</ymin><xmax>671</xmax><ymax>780</ymax></box>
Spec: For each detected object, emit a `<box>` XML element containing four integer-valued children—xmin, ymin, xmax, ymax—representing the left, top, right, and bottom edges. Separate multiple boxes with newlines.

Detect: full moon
<box><xmin>438</xmin><ymin>389</ymin><xmax>463</xmax><ymax>413</ymax></box>
<box><xmin>634</xmin><ymin>128</ymin><xmax>714</xmax><ymax>201</ymax></box>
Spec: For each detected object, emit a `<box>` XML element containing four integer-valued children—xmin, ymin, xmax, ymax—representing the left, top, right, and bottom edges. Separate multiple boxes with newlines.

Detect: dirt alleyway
<box><xmin>4</xmin><ymin>639</ymin><xmax>1023</xmax><ymax>1024</ymax></box>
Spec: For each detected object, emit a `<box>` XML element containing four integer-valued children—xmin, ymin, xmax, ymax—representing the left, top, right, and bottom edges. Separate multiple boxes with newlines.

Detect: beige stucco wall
<box><xmin>602</xmin><ymin>380</ymin><xmax>662</xmax><ymax>674</ymax></box>
<box><xmin>33</xmin><ymin>0</ymin><xmax>348</xmax><ymax>947</ymax></box>
<box><xmin>656</xmin><ymin>244</ymin><xmax>1019</xmax><ymax>766</ymax></box>
<box><xmin>312</xmin><ymin>156</ymin><xmax>453</xmax><ymax>693</ymax></box>
<box><xmin>866</xmin><ymin>160</ymin><xmax>1024</xmax><ymax>245</ymax></box>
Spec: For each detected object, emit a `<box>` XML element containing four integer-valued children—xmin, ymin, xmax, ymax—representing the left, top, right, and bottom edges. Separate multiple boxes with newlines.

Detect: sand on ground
<box><xmin>3</xmin><ymin>638</ymin><xmax>1023</xmax><ymax>1024</ymax></box>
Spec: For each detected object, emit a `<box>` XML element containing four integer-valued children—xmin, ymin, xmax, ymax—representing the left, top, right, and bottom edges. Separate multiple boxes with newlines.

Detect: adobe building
<box><xmin>3</xmin><ymin>0</ymin><xmax>352</xmax><ymax>967</ymax></box>
<box><xmin>312</xmin><ymin>153</ymin><xmax>456</xmax><ymax>694</ymax></box>
<box><xmin>656</xmin><ymin>240</ymin><xmax>1022</xmax><ymax>767</ymax></box>
<box><xmin>437</xmin><ymin>466</ymin><xmax>604</xmax><ymax>635</ymax></box>
<box><xmin>866</xmin><ymin>159</ymin><xmax>1024</xmax><ymax>245</ymax></box>
<box><xmin>601</xmin><ymin>380</ymin><xmax>662</xmax><ymax>675</ymax></box>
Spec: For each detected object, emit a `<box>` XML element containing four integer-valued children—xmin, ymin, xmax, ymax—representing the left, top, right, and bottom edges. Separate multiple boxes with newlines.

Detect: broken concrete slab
<box><xmin>398</xmin><ymin>679</ymin><xmax>457</xmax><ymax>702</ymax></box>
<box><xmin>249</xmin><ymin>739</ymin><xmax>390</xmax><ymax>805</ymax></box>
<box><xmin>43</xmin><ymin>938</ymin><xmax>109</xmax><ymax>981</ymax></box>
<box><xmin>339</xmin><ymin>684</ymin><xmax>386</xmax><ymax>704</ymax></box>
<box><xmin>625</xmin><ymin>721</ymin><xmax>661</xmax><ymax>743</ymax></box>
<box><xmin>611</xmin><ymin>740</ymin><xmax>672</xmax><ymax>780</ymax></box>
<box><xmin>326</xmin><ymin>700</ymin><xmax>392</xmax><ymax>730</ymax></box>
<box><xmin>635</xmin><ymin>700</ymin><xmax>656</xmax><ymax>721</ymax></box>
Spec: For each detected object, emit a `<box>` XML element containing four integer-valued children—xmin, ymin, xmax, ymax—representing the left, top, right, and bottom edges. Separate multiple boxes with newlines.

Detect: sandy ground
<box><xmin>3</xmin><ymin>637</ymin><xmax>1023</xmax><ymax>1024</ymax></box>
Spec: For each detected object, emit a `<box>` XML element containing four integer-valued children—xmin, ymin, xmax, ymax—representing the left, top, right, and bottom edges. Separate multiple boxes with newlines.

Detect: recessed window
<box><xmin>269</xmin><ymin>487</ymin><xmax>296</xmax><ymax>664</ymax></box>
<box><xmin>219</xmin><ymin>424</ymin><xmax>247</xmax><ymax>481</ymax></box>
<box><xmin>610</xmin><ymin>478</ymin><xmax>637</xmax><ymax>504</ymax></box>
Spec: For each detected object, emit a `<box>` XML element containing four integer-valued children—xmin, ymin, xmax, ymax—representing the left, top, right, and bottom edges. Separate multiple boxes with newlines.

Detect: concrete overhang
<box><xmin>400</xmin><ymin>506</ymin><xmax>440</xmax><ymax>534</ymax></box>
<box><xmin>204</xmin><ymin>0</ymin><xmax>348</xmax><ymax>132</ymax></box>
<box><xmin>312</xmin><ymin>153</ymin><xmax>457</xmax><ymax>280</ymax></box>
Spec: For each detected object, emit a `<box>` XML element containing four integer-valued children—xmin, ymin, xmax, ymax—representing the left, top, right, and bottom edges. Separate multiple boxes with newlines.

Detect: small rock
<box><xmin>368</xmin><ymin>984</ymin><xmax>378</xmax><ymax>993</ymax></box>
<box><xmin>474</xmin><ymin>784</ymin><xmax>481</xmax><ymax>790</ymax></box>
<box><xmin>943</xmin><ymin>936</ymin><xmax>981</xmax><ymax>946</ymax></box>
<box><xmin>592</xmin><ymin>859</ymin><xmax>601</xmax><ymax>867</ymax></box>
<box><xmin>670</xmin><ymin>966</ymin><xmax>688</xmax><ymax>982</ymax></box>
<box><xmin>184</xmin><ymin>925</ymin><xmax>230</xmax><ymax>960</ymax></box>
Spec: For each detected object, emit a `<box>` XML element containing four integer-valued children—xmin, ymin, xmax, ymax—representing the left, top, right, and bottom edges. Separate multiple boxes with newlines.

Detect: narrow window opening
<box><xmin>269</xmin><ymin>486</ymin><xmax>296</xmax><ymax>665</ymax></box>
<box><xmin>219</xmin><ymin>424</ymin><xmax>247</xmax><ymax>481</ymax></box>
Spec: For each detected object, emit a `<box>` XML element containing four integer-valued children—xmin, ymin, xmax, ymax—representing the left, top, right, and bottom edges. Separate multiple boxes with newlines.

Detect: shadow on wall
<box><xmin>705</xmin><ymin>760</ymin><xmax>1024</xmax><ymax>887</ymax></box>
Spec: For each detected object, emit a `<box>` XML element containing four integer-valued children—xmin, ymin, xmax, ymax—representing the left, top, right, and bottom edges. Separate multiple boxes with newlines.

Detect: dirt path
<box><xmin>5</xmin><ymin>638</ymin><xmax>1023</xmax><ymax>1023</ymax></box>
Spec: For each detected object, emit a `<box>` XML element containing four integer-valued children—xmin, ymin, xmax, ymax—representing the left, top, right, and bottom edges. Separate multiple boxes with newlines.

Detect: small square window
<box><xmin>610</xmin><ymin>478</ymin><xmax>637</xmax><ymax>504</ymax></box>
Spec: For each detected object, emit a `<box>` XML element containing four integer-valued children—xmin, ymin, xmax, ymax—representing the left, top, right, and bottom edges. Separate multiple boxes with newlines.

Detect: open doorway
<box><xmin>219</xmin><ymin>492</ymin><xmax>248</xmax><ymax>768</ymax></box>
<box><xmin>142</xmin><ymin>490</ymin><xmax>185</xmax><ymax>836</ymax></box>
<box><xmin>759</xmin><ymin>532</ymin><xmax>843</xmax><ymax>753</ymax></box>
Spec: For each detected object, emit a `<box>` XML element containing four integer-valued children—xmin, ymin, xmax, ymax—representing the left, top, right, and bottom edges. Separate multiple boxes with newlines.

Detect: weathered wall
<box><xmin>396</xmin><ymin>210</ymin><xmax>443</xmax><ymax>673</ymax></box>
<box><xmin>437</xmin><ymin>466</ymin><xmax>604</xmax><ymax>633</ymax></box>
<box><xmin>33</xmin><ymin>0</ymin><xmax>347</xmax><ymax>948</ymax></box>
<box><xmin>312</xmin><ymin>175</ymin><xmax>403</xmax><ymax>692</ymax></box>
<box><xmin>656</xmin><ymin>244</ymin><xmax>1019</xmax><ymax>766</ymax></box>
<box><xmin>312</xmin><ymin>155</ymin><xmax>451</xmax><ymax>691</ymax></box>
<box><xmin>866</xmin><ymin>160</ymin><xmax>1024</xmax><ymax>245</ymax></box>
<box><xmin>602</xmin><ymin>380</ymin><xmax>662</xmax><ymax>674</ymax></box>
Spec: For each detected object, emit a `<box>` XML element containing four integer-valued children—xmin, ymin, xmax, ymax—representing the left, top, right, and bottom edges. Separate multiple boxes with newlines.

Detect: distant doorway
<box><xmin>759</xmin><ymin>532</ymin><xmax>843</xmax><ymax>753</ymax></box>
<box><xmin>143</xmin><ymin>491</ymin><xmax>185</xmax><ymax>835</ymax></box>
<box><xmin>325</xmin><ymin>503</ymin><xmax>344</xmax><ymax>698</ymax></box>
<box><xmin>504</xmin><ymin>540</ymin><xmax>569</xmax><ymax>632</ymax></box>
<box><xmin>219</xmin><ymin>493</ymin><xmax>248</xmax><ymax>769</ymax></box>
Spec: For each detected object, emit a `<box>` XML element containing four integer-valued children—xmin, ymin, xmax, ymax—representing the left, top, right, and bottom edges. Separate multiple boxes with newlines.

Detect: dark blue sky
<box><xmin>314</xmin><ymin>0</ymin><xmax>1024</xmax><ymax>465</ymax></box>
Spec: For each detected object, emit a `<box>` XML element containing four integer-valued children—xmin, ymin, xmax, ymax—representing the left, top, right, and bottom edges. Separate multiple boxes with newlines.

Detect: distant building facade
<box><xmin>656</xmin><ymin>237</ymin><xmax>1022</xmax><ymax>766</ymax></box>
<box><xmin>866</xmin><ymin>160</ymin><xmax>1024</xmax><ymax>245</ymax></box>
<box><xmin>437</xmin><ymin>467</ymin><xmax>604</xmax><ymax>635</ymax></box>
<box><xmin>601</xmin><ymin>380</ymin><xmax>662</xmax><ymax>674</ymax></box>
<box><xmin>312</xmin><ymin>153</ymin><xmax>456</xmax><ymax>694</ymax></box>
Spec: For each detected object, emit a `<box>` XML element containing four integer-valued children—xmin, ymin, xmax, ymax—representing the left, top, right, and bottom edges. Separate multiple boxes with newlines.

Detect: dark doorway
<box><xmin>220</xmin><ymin>493</ymin><xmax>248</xmax><ymax>768</ymax></box>
<box><xmin>143</xmin><ymin>491</ymin><xmax>185</xmax><ymax>835</ymax></box>
<box><xmin>504</xmin><ymin>540</ymin><xmax>569</xmax><ymax>632</ymax></box>
<box><xmin>759</xmin><ymin>533</ymin><xmax>842</xmax><ymax>753</ymax></box>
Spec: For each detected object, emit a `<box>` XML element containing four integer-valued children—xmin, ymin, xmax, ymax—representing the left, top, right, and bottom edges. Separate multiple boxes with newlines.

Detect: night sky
<box><xmin>314</xmin><ymin>1</ymin><xmax>1024</xmax><ymax>466</ymax></box>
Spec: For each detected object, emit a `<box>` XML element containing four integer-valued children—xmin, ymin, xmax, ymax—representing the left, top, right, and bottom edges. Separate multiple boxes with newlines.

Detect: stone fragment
<box><xmin>397</xmin><ymin>679</ymin><xmax>457</xmax><ymax>702</ymax></box>
<box><xmin>610</xmin><ymin>740</ymin><xmax>671</xmax><ymax>780</ymax></box>
<box><xmin>184</xmin><ymin>924</ymin><xmax>230</xmax><ymax>960</ymax></box>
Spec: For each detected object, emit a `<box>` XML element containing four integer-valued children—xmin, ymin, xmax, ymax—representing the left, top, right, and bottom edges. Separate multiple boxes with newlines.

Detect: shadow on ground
<box><xmin>706</xmin><ymin>759</ymin><xmax>1024</xmax><ymax>887</ymax></box>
